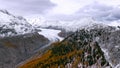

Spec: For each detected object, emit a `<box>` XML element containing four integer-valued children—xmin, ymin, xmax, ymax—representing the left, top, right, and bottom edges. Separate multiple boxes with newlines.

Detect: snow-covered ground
<box><xmin>38</xmin><ymin>28</ymin><xmax>63</xmax><ymax>42</ymax></box>
<box><xmin>0</xmin><ymin>10</ymin><xmax>35</xmax><ymax>37</ymax></box>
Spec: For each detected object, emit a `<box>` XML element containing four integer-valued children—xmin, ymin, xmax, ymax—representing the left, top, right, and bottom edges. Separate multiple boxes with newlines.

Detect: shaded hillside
<box><xmin>20</xmin><ymin>27</ymin><xmax>118</xmax><ymax>68</ymax></box>
<box><xmin>0</xmin><ymin>32</ymin><xmax>49</xmax><ymax>68</ymax></box>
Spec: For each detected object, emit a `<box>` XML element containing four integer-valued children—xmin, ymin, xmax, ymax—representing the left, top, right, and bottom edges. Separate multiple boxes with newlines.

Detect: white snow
<box><xmin>101</xmin><ymin>46</ymin><xmax>120</xmax><ymax>68</ymax></box>
<box><xmin>115</xmin><ymin>64</ymin><xmax>120</xmax><ymax>68</ymax></box>
<box><xmin>38</xmin><ymin>28</ymin><xmax>63</xmax><ymax>42</ymax></box>
<box><xmin>26</xmin><ymin>16</ymin><xmax>46</xmax><ymax>27</ymax></box>
<box><xmin>0</xmin><ymin>11</ymin><xmax>12</xmax><ymax>22</ymax></box>
<box><xmin>101</xmin><ymin>48</ymin><xmax>112</xmax><ymax>66</ymax></box>
<box><xmin>108</xmin><ymin>20</ymin><xmax>120</xmax><ymax>27</ymax></box>
<box><xmin>27</xmin><ymin>17</ymin><xmax>108</xmax><ymax>32</ymax></box>
<box><xmin>0</xmin><ymin>10</ymin><xmax>35</xmax><ymax>37</ymax></box>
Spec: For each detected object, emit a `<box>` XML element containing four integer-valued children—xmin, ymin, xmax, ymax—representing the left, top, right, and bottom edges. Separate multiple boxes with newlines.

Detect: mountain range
<box><xmin>0</xmin><ymin>10</ymin><xmax>120</xmax><ymax>68</ymax></box>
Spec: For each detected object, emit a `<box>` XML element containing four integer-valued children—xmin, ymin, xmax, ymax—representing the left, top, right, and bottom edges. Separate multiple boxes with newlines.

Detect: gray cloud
<box><xmin>0</xmin><ymin>0</ymin><xmax>55</xmax><ymax>16</ymax></box>
<box><xmin>76</xmin><ymin>2</ymin><xmax>120</xmax><ymax>21</ymax></box>
<box><xmin>49</xmin><ymin>2</ymin><xmax>120</xmax><ymax>21</ymax></box>
<box><xmin>1</xmin><ymin>0</ymin><xmax>120</xmax><ymax>22</ymax></box>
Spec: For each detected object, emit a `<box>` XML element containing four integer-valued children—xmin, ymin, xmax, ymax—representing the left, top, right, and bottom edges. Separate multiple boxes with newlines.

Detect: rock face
<box><xmin>20</xmin><ymin>26</ymin><xmax>120</xmax><ymax>68</ymax></box>
<box><xmin>0</xmin><ymin>32</ymin><xmax>49</xmax><ymax>68</ymax></box>
<box><xmin>97</xmin><ymin>28</ymin><xmax>120</xmax><ymax>67</ymax></box>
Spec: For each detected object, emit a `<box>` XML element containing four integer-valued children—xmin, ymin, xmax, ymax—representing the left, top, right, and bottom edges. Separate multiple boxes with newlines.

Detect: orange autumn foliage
<box><xmin>19</xmin><ymin>41</ymin><xmax>83</xmax><ymax>68</ymax></box>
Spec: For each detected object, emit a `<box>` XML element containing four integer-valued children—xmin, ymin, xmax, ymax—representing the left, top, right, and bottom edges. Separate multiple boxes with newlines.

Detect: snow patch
<box><xmin>115</xmin><ymin>64</ymin><xmax>120</xmax><ymax>68</ymax></box>
<box><xmin>38</xmin><ymin>28</ymin><xmax>63</xmax><ymax>42</ymax></box>
<box><xmin>101</xmin><ymin>48</ymin><xmax>114</xmax><ymax>67</ymax></box>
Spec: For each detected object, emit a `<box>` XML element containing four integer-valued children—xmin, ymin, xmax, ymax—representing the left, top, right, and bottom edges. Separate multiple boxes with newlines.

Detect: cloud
<box><xmin>49</xmin><ymin>0</ymin><xmax>94</xmax><ymax>15</ymax></box>
<box><xmin>80</xmin><ymin>2</ymin><xmax>120</xmax><ymax>21</ymax></box>
<box><xmin>76</xmin><ymin>2</ymin><xmax>113</xmax><ymax>21</ymax></box>
<box><xmin>47</xmin><ymin>2</ymin><xmax>120</xmax><ymax>22</ymax></box>
<box><xmin>48</xmin><ymin>0</ymin><xmax>120</xmax><ymax>15</ymax></box>
<box><xmin>0</xmin><ymin>0</ymin><xmax>55</xmax><ymax>16</ymax></box>
<box><xmin>1</xmin><ymin>0</ymin><xmax>120</xmax><ymax>23</ymax></box>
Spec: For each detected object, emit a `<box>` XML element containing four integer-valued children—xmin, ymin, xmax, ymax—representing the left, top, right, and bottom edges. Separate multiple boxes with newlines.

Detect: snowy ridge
<box><xmin>108</xmin><ymin>20</ymin><xmax>120</xmax><ymax>27</ymax></box>
<box><xmin>27</xmin><ymin>17</ymin><xmax>109</xmax><ymax>32</ymax></box>
<box><xmin>0</xmin><ymin>10</ymin><xmax>35</xmax><ymax>37</ymax></box>
<box><xmin>26</xmin><ymin>16</ymin><xmax>45</xmax><ymax>27</ymax></box>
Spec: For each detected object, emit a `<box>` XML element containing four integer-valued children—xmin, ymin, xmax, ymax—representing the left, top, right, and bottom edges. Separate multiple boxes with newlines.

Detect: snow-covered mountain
<box><xmin>1</xmin><ymin>10</ymin><xmax>120</xmax><ymax>68</ymax></box>
<box><xmin>26</xmin><ymin>16</ymin><xmax>46</xmax><ymax>27</ymax></box>
<box><xmin>21</xmin><ymin>24</ymin><xmax>120</xmax><ymax>68</ymax></box>
<box><xmin>0</xmin><ymin>10</ymin><xmax>35</xmax><ymax>37</ymax></box>
<box><xmin>27</xmin><ymin>17</ymin><xmax>111</xmax><ymax>32</ymax></box>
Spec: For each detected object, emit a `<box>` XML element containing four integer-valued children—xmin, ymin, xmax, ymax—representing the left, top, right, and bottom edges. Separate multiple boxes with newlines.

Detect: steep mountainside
<box><xmin>0</xmin><ymin>10</ymin><xmax>50</xmax><ymax>68</ymax></box>
<box><xmin>20</xmin><ymin>26</ymin><xmax>120</xmax><ymax>68</ymax></box>
<box><xmin>0</xmin><ymin>32</ymin><xmax>49</xmax><ymax>68</ymax></box>
<box><xmin>0</xmin><ymin>10</ymin><xmax>35</xmax><ymax>37</ymax></box>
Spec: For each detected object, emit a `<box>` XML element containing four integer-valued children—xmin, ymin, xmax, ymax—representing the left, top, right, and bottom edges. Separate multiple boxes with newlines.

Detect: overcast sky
<box><xmin>0</xmin><ymin>0</ymin><xmax>120</xmax><ymax>21</ymax></box>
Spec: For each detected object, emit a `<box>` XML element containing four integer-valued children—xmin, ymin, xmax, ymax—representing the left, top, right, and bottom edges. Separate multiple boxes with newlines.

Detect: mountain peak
<box><xmin>0</xmin><ymin>10</ymin><xmax>35</xmax><ymax>38</ymax></box>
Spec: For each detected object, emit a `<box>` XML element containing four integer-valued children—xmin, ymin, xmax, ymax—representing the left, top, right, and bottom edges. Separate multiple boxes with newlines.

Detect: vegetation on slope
<box><xmin>20</xmin><ymin>29</ymin><xmax>111</xmax><ymax>68</ymax></box>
